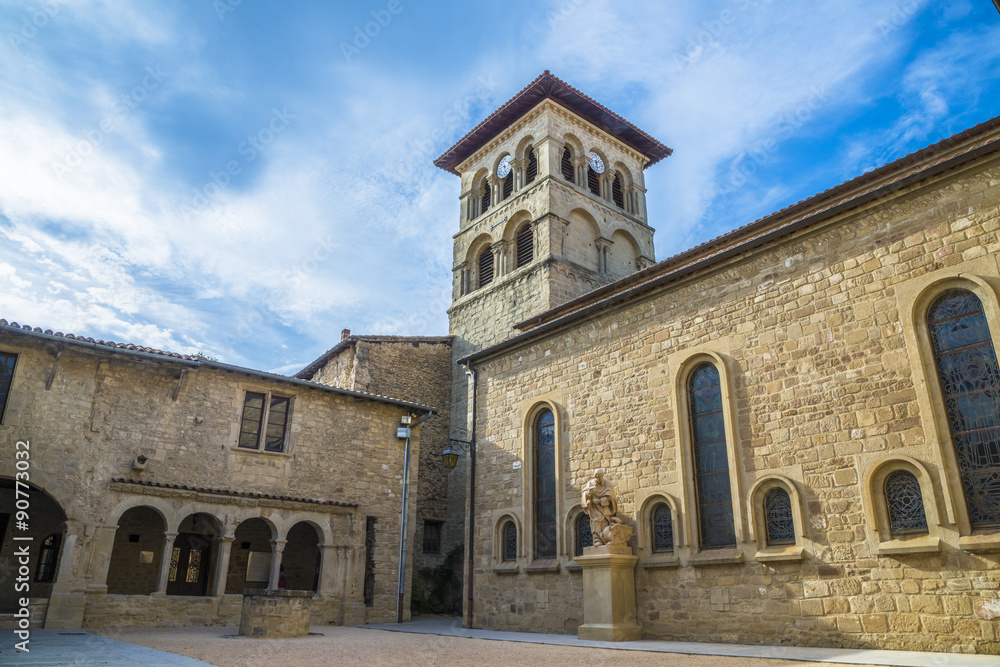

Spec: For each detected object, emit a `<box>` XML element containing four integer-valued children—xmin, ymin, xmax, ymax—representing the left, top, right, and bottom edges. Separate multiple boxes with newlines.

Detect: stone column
<box><xmin>268</xmin><ymin>539</ymin><xmax>287</xmax><ymax>590</ymax></box>
<box><xmin>513</xmin><ymin>159</ymin><xmax>525</xmax><ymax>191</ymax></box>
<box><xmin>317</xmin><ymin>544</ymin><xmax>340</xmax><ymax>597</ymax></box>
<box><xmin>491</xmin><ymin>241</ymin><xmax>504</xmax><ymax>279</ymax></box>
<box><xmin>213</xmin><ymin>536</ymin><xmax>235</xmax><ymax>597</ymax></box>
<box><xmin>42</xmin><ymin>519</ymin><xmax>88</xmax><ymax>629</ymax></box>
<box><xmin>86</xmin><ymin>523</ymin><xmax>119</xmax><ymax>593</ymax></box>
<box><xmin>153</xmin><ymin>531</ymin><xmax>178</xmax><ymax>595</ymax></box>
<box><xmin>573</xmin><ymin>157</ymin><xmax>586</xmax><ymax>186</ymax></box>
<box><xmin>471</xmin><ymin>188</ymin><xmax>481</xmax><ymax>218</ymax></box>
<box><xmin>595</xmin><ymin>238</ymin><xmax>612</xmax><ymax>274</ymax></box>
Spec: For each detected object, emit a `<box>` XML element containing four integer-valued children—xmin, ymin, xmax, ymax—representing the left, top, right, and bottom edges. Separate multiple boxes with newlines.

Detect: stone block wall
<box><xmin>0</xmin><ymin>335</ymin><xmax>422</xmax><ymax>628</ymax></box>
<box><xmin>466</xmin><ymin>155</ymin><xmax>1000</xmax><ymax>653</ymax></box>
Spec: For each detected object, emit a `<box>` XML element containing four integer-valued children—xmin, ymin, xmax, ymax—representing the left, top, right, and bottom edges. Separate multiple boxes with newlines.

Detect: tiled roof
<box><xmin>434</xmin><ymin>71</ymin><xmax>672</xmax><ymax>175</ymax></box>
<box><xmin>461</xmin><ymin>114</ymin><xmax>1000</xmax><ymax>364</ymax></box>
<box><xmin>0</xmin><ymin>319</ymin><xmax>436</xmax><ymax>413</ymax></box>
<box><xmin>110</xmin><ymin>478</ymin><xmax>358</xmax><ymax>507</ymax></box>
<box><xmin>295</xmin><ymin>334</ymin><xmax>453</xmax><ymax>381</ymax></box>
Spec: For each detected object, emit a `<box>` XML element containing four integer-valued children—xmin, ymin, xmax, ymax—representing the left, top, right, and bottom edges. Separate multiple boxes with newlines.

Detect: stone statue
<box><xmin>582</xmin><ymin>468</ymin><xmax>630</xmax><ymax>547</ymax></box>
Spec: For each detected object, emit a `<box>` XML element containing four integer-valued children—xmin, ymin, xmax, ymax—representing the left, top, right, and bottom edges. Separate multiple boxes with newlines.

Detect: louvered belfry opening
<box><xmin>526</xmin><ymin>147</ymin><xmax>537</xmax><ymax>184</ymax></box>
<box><xmin>612</xmin><ymin>173</ymin><xmax>624</xmax><ymax>208</ymax></box>
<box><xmin>587</xmin><ymin>167</ymin><xmax>600</xmax><ymax>195</ymax></box>
<box><xmin>478</xmin><ymin>247</ymin><xmax>494</xmax><ymax>288</ymax></box>
<box><xmin>480</xmin><ymin>184</ymin><xmax>491</xmax><ymax>215</ymax></box>
<box><xmin>561</xmin><ymin>146</ymin><xmax>574</xmax><ymax>181</ymax></box>
<box><xmin>502</xmin><ymin>171</ymin><xmax>513</xmax><ymax>199</ymax></box>
<box><xmin>516</xmin><ymin>225</ymin><xmax>533</xmax><ymax>268</ymax></box>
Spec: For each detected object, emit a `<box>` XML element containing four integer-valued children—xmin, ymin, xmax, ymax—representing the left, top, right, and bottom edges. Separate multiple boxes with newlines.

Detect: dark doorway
<box><xmin>166</xmin><ymin>533</ymin><xmax>212</xmax><ymax>596</ymax></box>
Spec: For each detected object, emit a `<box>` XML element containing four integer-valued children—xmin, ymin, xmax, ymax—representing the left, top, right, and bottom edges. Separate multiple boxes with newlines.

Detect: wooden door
<box><xmin>166</xmin><ymin>533</ymin><xmax>211</xmax><ymax>596</ymax></box>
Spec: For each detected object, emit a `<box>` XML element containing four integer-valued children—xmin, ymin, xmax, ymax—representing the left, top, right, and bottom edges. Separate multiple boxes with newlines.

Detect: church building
<box><xmin>437</xmin><ymin>72</ymin><xmax>1000</xmax><ymax>654</ymax></box>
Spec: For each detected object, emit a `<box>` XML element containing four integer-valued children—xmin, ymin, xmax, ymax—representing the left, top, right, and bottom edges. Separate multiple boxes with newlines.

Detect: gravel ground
<box><xmin>96</xmin><ymin>625</ymin><xmax>879</xmax><ymax>667</ymax></box>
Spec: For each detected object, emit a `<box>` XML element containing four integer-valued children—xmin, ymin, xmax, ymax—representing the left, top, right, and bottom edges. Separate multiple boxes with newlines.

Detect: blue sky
<box><xmin>0</xmin><ymin>0</ymin><xmax>998</xmax><ymax>374</ymax></box>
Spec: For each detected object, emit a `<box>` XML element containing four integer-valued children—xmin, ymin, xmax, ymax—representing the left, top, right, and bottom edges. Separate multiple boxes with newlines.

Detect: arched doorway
<box><xmin>0</xmin><ymin>478</ymin><xmax>66</xmax><ymax>613</ymax></box>
<box><xmin>284</xmin><ymin>522</ymin><xmax>320</xmax><ymax>592</ymax></box>
<box><xmin>167</xmin><ymin>513</ymin><xmax>220</xmax><ymax>597</ymax></box>
<box><xmin>226</xmin><ymin>518</ymin><xmax>275</xmax><ymax>593</ymax></box>
<box><xmin>106</xmin><ymin>507</ymin><xmax>165</xmax><ymax>595</ymax></box>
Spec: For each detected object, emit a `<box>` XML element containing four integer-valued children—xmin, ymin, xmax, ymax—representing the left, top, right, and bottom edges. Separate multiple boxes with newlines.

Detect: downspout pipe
<box><xmin>396</xmin><ymin>409</ymin><xmax>433</xmax><ymax>624</ymax></box>
<box><xmin>464</xmin><ymin>363</ymin><xmax>477</xmax><ymax>629</ymax></box>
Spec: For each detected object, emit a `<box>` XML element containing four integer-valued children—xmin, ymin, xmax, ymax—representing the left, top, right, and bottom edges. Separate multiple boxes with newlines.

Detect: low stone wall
<box><xmin>239</xmin><ymin>590</ymin><xmax>312</xmax><ymax>638</ymax></box>
<box><xmin>80</xmin><ymin>593</ymin><xmax>342</xmax><ymax>629</ymax></box>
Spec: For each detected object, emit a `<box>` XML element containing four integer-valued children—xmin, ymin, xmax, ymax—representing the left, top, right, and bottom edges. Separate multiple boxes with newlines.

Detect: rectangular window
<box><xmin>238</xmin><ymin>390</ymin><xmax>291</xmax><ymax>452</ymax></box>
<box><xmin>364</xmin><ymin>517</ymin><xmax>376</xmax><ymax>607</ymax></box>
<box><xmin>0</xmin><ymin>352</ymin><xmax>17</xmax><ymax>424</ymax></box>
<box><xmin>422</xmin><ymin>520</ymin><xmax>442</xmax><ymax>554</ymax></box>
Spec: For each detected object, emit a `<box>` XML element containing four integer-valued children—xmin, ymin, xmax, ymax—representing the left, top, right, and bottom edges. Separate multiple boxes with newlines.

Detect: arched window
<box><xmin>927</xmin><ymin>289</ymin><xmax>1000</xmax><ymax>528</ymax></box>
<box><xmin>884</xmin><ymin>470</ymin><xmax>929</xmax><ymax>536</ymax></box>
<box><xmin>534</xmin><ymin>408</ymin><xmax>557</xmax><ymax>559</ymax></box>
<box><xmin>763</xmin><ymin>488</ymin><xmax>795</xmax><ymax>546</ymax></box>
<box><xmin>651</xmin><ymin>503</ymin><xmax>673</xmax><ymax>553</ymax></box>
<box><xmin>576</xmin><ymin>513</ymin><xmax>592</xmax><ymax>556</ymax></box>
<box><xmin>516</xmin><ymin>225</ymin><xmax>533</xmax><ymax>268</ymax></box>
<box><xmin>502</xmin><ymin>171</ymin><xmax>513</xmax><ymax>200</ymax></box>
<box><xmin>480</xmin><ymin>183</ymin><xmax>491</xmax><ymax>215</ymax></box>
<box><xmin>526</xmin><ymin>147</ymin><xmax>537</xmax><ymax>184</ymax></box>
<box><xmin>34</xmin><ymin>533</ymin><xmax>61</xmax><ymax>583</ymax></box>
<box><xmin>689</xmin><ymin>363</ymin><xmax>736</xmax><ymax>549</ymax></box>
<box><xmin>612</xmin><ymin>173</ymin><xmax>624</xmax><ymax>208</ymax></box>
<box><xmin>502</xmin><ymin>521</ymin><xmax>517</xmax><ymax>562</ymax></box>
<box><xmin>587</xmin><ymin>166</ymin><xmax>600</xmax><ymax>195</ymax></box>
<box><xmin>561</xmin><ymin>146</ymin><xmax>574</xmax><ymax>182</ymax></box>
<box><xmin>478</xmin><ymin>247</ymin><xmax>494</xmax><ymax>289</ymax></box>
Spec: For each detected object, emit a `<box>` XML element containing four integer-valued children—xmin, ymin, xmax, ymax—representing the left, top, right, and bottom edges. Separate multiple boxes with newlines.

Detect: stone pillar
<box><xmin>268</xmin><ymin>539</ymin><xmax>287</xmax><ymax>590</ymax></box>
<box><xmin>213</xmin><ymin>536</ymin><xmax>235</xmax><ymax>597</ymax></box>
<box><xmin>317</xmin><ymin>545</ymin><xmax>338</xmax><ymax>596</ymax></box>
<box><xmin>576</xmin><ymin>544</ymin><xmax>641</xmax><ymax>642</ymax></box>
<box><xmin>87</xmin><ymin>524</ymin><xmax>119</xmax><ymax>593</ymax></box>
<box><xmin>42</xmin><ymin>520</ymin><xmax>88</xmax><ymax>629</ymax></box>
<box><xmin>595</xmin><ymin>238</ymin><xmax>612</xmax><ymax>274</ymax></box>
<box><xmin>491</xmin><ymin>241</ymin><xmax>504</xmax><ymax>279</ymax></box>
<box><xmin>153</xmin><ymin>531</ymin><xmax>178</xmax><ymax>595</ymax></box>
<box><xmin>513</xmin><ymin>159</ymin><xmax>525</xmax><ymax>190</ymax></box>
<box><xmin>573</xmin><ymin>156</ymin><xmax>586</xmax><ymax>186</ymax></box>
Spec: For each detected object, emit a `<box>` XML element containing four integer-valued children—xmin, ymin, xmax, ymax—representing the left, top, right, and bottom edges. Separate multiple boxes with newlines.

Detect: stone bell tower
<box><xmin>432</xmin><ymin>71</ymin><xmax>671</xmax><ymax>587</ymax></box>
<box><xmin>435</xmin><ymin>70</ymin><xmax>672</xmax><ymax>356</ymax></box>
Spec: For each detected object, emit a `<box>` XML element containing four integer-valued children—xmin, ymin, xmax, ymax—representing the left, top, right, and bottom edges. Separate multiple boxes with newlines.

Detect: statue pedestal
<box><xmin>576</xmin><ymin>544</ymin><xmax>641</xmax><ymax>642</ymax></box>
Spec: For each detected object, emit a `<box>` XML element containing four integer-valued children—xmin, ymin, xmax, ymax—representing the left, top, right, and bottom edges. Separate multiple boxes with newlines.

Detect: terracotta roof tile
<box><xmin>434</xmin><ymin>71</ymin><xmax>672</xmax><ymax>175</ymax></box>
<box><xmin>110</xmin><ymin>478</ymin><xmax>358</xmax><ymax>507</ymax></box>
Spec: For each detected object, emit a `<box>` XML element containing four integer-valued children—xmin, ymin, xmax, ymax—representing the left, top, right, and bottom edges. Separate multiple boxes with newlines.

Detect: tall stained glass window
<box><xmin>576</xmin><ymin>513</ymin><xmax>592</xmax><ymax>556</ymax></box>
<box><xmin>689</xmin><ymin>363</ymin><xmax>736</xmax><ymax>549</ymax></box>
<box><xmin>651</xmin><ymin>503</ymin><xmax>673</xmax><ymax>553</ymax></box>
<box><xmin>534</xmin><ymin>408</ymin><xmax>557</xmax><ymax>559</ymax></box>
<box><xmin>502</xmin><ymin>522</ymin><xmax>517</xmax><ymax>562</ymax></box>
<box><xmin>927</xmin><ymin>289</ymin><xmax>1000</xmax><ymax>528</ymax></box>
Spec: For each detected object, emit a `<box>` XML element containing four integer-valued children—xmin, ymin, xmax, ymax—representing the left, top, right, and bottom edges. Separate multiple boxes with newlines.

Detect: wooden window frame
<box><xmin>237</xmin><ymin>389</ymin><xmax>292</xmax><ymax>453</ymax></box>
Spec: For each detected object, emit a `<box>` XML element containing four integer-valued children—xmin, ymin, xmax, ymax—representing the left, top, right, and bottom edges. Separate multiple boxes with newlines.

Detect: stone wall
<box><xmin>466</xmin><ymin>155</ymin><xmax>1000</xmax><ymax>653</ymax></box>
<box><xmin>0</xmin><ymin>335</ymin><xmax>423</xmax><ymax>628</ymax></box>
<box><xmin>304</xmin><ymin>336</ymin><xmax>457</xmax><ymax>602</ymax></box>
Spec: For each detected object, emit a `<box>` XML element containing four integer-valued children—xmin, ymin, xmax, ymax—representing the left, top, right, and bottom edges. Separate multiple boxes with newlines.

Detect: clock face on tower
<box><xmin>496</xmin><ymin>155</ymin><xmax>512</xmax><ymax>179</ymax></box>
<box><xmin>588</xmin><ymin>152</ymin><xmax>605</xmax><ymax>174</ymax></box>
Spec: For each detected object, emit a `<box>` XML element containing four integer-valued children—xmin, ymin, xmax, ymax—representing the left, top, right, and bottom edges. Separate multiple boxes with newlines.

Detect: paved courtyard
<box><xmin>6</xmin><ymin>619</ymin><xmax>998</xmax><ymax>666</ymax></box>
